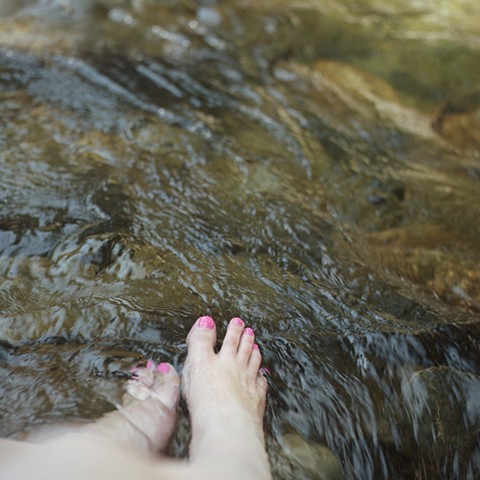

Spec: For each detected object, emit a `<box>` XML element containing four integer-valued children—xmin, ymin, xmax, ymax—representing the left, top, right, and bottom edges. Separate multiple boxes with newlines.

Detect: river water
<box><xmin>1</xmin><ymin>1</ymin><xmax>480</xmax><ymax>478</ymax></box>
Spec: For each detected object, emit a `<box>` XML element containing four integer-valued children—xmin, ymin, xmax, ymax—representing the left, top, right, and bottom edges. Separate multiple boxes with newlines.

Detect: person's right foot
<box><xmin>182</xmin><ymin>316</ymin><xmax>271</xmax><ymax>479</ymax></box>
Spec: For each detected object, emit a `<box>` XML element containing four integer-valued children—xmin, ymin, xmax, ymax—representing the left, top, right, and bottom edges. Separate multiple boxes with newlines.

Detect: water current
<box><xmin>1</xmin><ymin>1</ymin><xmax>480</xmax><ymax>478</ymax></box>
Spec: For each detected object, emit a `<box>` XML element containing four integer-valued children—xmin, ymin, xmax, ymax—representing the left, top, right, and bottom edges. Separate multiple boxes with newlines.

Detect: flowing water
<box><xmin>1</xmin><ymin>1</ymin><xmax>480</xmax><ymax>478</ymax></box>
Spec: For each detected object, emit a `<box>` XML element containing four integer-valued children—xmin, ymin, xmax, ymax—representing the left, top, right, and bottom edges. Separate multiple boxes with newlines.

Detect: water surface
<box><xmin>1</xmin><ymin>1</ymin><xmax>480</xmax><ymax>478</ymax></box>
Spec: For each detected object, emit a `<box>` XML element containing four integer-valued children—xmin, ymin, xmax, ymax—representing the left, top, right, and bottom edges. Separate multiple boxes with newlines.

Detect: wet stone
<box><xmin>433</xmin><ymin>92</ymin><xmax>480</xmax><ymax>151</ymax></box>
<box><xmin>281</xmin><ymin>433</ymin><xmax>347</xmax><ymax>480</ymax></box>
<box><xmin>399</xmin><ymin>366</ymin><xmax>480</xmax><ymax>476</ymax></box>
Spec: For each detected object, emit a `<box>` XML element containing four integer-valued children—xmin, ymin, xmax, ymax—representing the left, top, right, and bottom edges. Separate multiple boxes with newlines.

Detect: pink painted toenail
<box><xmin>253</xmin><ymin>343</ymin><xmax>259</xmax><ymax>350</ymax></box>
<box><xmin>130</xmin><ymin>367</ymin><xmax>138</xmax><ymax>373</ymax></box>
<box><xmin>245</xmin><ymin>327</ymin><xmax>254</xmax><ymax>336</ymax></box>
<box><xmin>260</xmin><ymin>367</ymin><xmax>271</xmax><ymax>376</ymax></box>
<box><xmin>157</xmin><ymin>363</ymin><xmax>171</xmax><ymax>374</ymax></box>
<box><xmin>232</xmin><ymin>317</ymin><xmax>244</xmax><ymax>326</ymax></box>
<box><xmin>146</xmin><ymin>359</ymin><xmax>155</xmax><ymax>369</ymax></box>
<box><xmin>197</xmin><ymin>316</ymin><xmax>215</xmax><ymax>329</ymax></box>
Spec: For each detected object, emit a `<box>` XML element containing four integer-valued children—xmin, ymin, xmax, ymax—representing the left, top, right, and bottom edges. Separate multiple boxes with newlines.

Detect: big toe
<box><xmin>152</xmin><ymin>363</ymin><xmax>181</xmax><ymax>409</ymax></box>
<box><xmin>186</xmin><ymin>316</ymin><xmax>217</xmax><ymax>359</ymax></box>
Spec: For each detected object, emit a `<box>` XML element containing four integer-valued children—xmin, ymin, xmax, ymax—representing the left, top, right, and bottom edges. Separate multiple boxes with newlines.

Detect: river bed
<box><xmin>1</xmin><ymin>1</ymin><xmax>480</xmax><ymax>478</ymax></box>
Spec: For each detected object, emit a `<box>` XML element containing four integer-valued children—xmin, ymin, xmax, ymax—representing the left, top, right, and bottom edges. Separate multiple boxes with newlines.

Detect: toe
<box><xmin>220</xmin><ymin>317</ymin><xmax>245</xmax><ymax>355</ymax></box>
<box><xmin>156</xmin><ymin>362</ymin><xmax>173</xmax><ymax>375</ymax></box>
<box><xmin>238</xmin><ymin>327</ymin><xmax>255</xmax><ymax>363</ymax></box>
<box><xmin>125</xmin><ymin>362</ymin><xmax>180</xmax><ymax>404</ymax></box>
<box><xmin>128</xmin><ymin>364</ymin><xmax>155</xmax><ymax>391</ymax></box>
<box><xmin>256</xmin><ymin>371</ymin><xmax>269</xmax><ymax>395</ymax></box>
<box><xmin>186</xmin><ymin>316</ymin><xmax>217</xmax><ymax>358</ymax></box>
<box><xmin>146</xmin><ymin>359</ymin><xmax>156</xmax><ymax>369</ymax></box>
<box><xmin>151</xmin><ymin>363</ymin><xmax>180</xmax><ymax>409</ymax></box>
<box><xmin>247</xmin><ymin>343</ymin><xmax>262</xmax><ymax>379</ymax></box>
<box><xmin>155</xmin><ymin>362</ymin><xmax>180</xmax><ymax>384</ymax></box>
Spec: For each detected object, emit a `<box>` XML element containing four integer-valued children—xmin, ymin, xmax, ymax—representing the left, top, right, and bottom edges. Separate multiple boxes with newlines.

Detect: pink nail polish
<box><xmin>146</xmin><ymin>359</ymin><xmax>155</xmax><ymax>369</ymax></box>
<box><xmin>232</xmin><ymin>317</ymin><xmax>244</xmax><ymax>326</ymax></box>
<box><xmin>157</xmin><ymin>363</ymin><xmax>171</xmax><ymax>374</ymax></box>
<box><xmin>129</xmin><ymin>366</ymin><xmax>138</xmax><ymax>373</ymax></box>
<box><xmin>197</xmin><ymin>316</ymin><xmax>215</xmax><ymax>329</ymax></box>
<box><xmin>260</xmin><ymin>367</ymin><xmax>271</xmax><ymax>376</ymax></box>
<box><xmin>253</xmin><ymin>343</ymin><xmax>259</xmax><ymax>350</ymax></box>
<box><xmin>245</xmin><ymin>327</ymin><xmax>254</xmax><ymax>336</ymax></box>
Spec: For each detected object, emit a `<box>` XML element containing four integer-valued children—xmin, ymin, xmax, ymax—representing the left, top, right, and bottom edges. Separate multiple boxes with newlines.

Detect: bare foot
<box><xmin>182</xmin><ymin>316</ymin><xmax>271</xmax><ymax>480</ymax></box>
<box><xmin>2</xmin><ymin>323</ymin><xmax>271</xmax><ymax>480</ymax></box>
<box><xmin>82</xmin><ymin>360</ymin><xmax>180</xmax><ymax>455</ymax></box>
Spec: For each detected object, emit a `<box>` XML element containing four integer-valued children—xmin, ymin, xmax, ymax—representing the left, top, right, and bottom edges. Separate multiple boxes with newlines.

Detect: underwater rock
<box><xmin>281</xmin><ymin>433</ymin><xmax>347</xmax><ymax>480</ymax></box>
<box><xmin>309</xmin><ymin>60</ymin><xmax>437</xmax><ymax>140</ymax></box>
<box><xmin>400</xmin><ymin>366</ymin><xmax>480</xmax><ymax>464</ymax></box>
<box><xmin>433</xmin><ymin>91</ymin><xmax>480</xmax><ymax>151</ymax></box>
<box><xmin>361</xmin><ymin>225</ymin><xmax>480</xmax><ymax>311</ymax></box>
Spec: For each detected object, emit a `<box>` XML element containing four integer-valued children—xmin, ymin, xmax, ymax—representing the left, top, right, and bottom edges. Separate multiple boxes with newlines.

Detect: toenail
<box><xmin>253</xmin><ymin>343</ymin><xmax>259</xmax><ymax>350</ymax></box>
<box><xmin>146</xmin><ymin>359</ymin><xmax>155</xmax><ymax>369</ymax></box>
<box><xmin>157</xmin><ymin>363</ymin><xmax>171</xmax><ymax>374</ymax></box>
<box><xmin>260</xmin><ymin>367</ymin><xmax>271</xmax><ymax>376</ymax></box>
<box><xmin>232</xmin><ymin>317</ymin><xmax>244</xmax><ymax>326</ymax></box>
<box><xmin>245</xmin><ymin>327</ymin><xmax>254</xmax><ymax>336</ymax></box>
<box><xmin>197</xmin><ymin>316</ymin><xmax>215</xmax><ymax>329</ymax></box>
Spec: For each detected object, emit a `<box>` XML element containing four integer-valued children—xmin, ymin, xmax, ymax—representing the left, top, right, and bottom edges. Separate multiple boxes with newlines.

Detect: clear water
<box><xmin>1</xmin><ymin>1</ymin><xmax>480</xmax><ymax>478</ymax></box>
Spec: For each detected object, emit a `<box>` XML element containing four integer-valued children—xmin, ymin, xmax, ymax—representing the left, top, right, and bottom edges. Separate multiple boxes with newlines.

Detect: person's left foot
<box><xmin>82</xmin><ymin>360</ymin><xmax>180</xmax><ymax>455</ymax></box>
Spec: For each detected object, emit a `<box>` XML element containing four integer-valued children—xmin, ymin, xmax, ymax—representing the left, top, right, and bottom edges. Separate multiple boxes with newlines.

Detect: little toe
<box><xmin>220</xmin><ymin>317</ymin><xmax>245</xmax><ymax>355</ymax></box>
<box><xmin>256</xmin><ymin>371</ymin><xmax>269</xmax><ymax>395</ymax></box>
<box><xmin>247</xmin><ymin>344</ymin><xmax>263</xmax><ymax>379</ymax></box>
<box><xmin>186</xmin><ymin>316</ymin><xmax>217</xmax><ymax>359</ymax></box>
<box><xmin>238</xmin><ymin>327</ymin><xmax>255</xmax><ymax>363</ymax></box>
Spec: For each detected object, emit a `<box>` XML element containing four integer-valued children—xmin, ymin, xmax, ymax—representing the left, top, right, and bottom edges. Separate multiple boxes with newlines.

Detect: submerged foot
<box><xmin>182</xmin><ymin>316</ymin><xmax>271</xmax><ymax>479</ymax></box>
<box><xmin>83</xmin><ymin>360</ymin><xmax>180</xmax><ymax>455</ymax></box>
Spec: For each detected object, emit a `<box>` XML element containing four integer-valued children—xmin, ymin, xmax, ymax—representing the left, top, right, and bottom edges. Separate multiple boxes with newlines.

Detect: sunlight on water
<box><xmin>1</xmin><ymin>1</ymin><xmax>480</xmax><ymax>478</ymax></box>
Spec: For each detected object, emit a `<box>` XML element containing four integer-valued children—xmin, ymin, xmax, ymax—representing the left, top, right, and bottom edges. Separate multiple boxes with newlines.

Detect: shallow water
<box><xmin>1</xmin><ymin>1</ymin><xmax>480</xmax><ymax>478</ymax></box>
